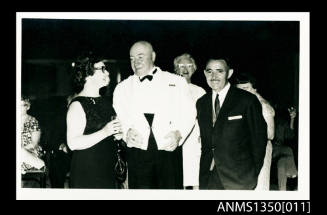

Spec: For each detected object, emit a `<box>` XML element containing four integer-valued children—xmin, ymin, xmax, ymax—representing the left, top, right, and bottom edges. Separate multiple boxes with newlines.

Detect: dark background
<box><xmin>21</xmin><ymin>18</ymin><xmax>299</xmax><ymax>114</ymax></box>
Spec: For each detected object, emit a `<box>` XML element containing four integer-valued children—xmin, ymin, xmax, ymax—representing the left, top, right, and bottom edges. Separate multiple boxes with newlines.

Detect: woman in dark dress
<box><xmin>66</xmin><ymin>52</ymin><xmax>123</xmax><ymax>188</ymax></box>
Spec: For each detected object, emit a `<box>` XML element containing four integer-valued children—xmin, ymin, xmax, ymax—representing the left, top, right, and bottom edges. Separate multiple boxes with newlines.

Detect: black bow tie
<box><xmin>140</xmin><ymin>75</ymin><xmax>153</xmax><ymax>82</ymax></box>
<box><xmin>139</xmin><ymin>68</ymin><xmax>157</xmax><ymax>82</ymax></box>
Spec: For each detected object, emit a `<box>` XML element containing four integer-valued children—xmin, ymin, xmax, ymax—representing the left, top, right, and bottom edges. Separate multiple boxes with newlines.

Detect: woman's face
<box><xmin>175</xmin><ymin>58</ymin><xmax>195</xmax><ymax>83</ymax></box>
<box><xmin>89</xmin><ymin>61</ymin><xmax>110</xmax><ymax>88</ymax></box>
<box><xmin>21</xmin><ymin>100</ymin><xmax>30</xmax><ymax>115</ymax></box>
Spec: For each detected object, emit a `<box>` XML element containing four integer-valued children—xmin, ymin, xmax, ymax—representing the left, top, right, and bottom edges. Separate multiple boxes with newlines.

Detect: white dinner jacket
<box><xmin>113</xmin><ymin>67</ymin><xmax>196</xmax><ymax>150</ymax></box>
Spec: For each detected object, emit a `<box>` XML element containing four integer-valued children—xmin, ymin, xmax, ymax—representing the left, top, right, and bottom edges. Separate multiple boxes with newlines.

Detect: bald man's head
<box><xmin>130</xmin><ymin>41</ymin><xmax>153</xmax><ymax>53</ymax></box>
<box><xmin>129</xmin><ymin>41</ymin><xmax>156</xmax><ymax>76</ymax></box>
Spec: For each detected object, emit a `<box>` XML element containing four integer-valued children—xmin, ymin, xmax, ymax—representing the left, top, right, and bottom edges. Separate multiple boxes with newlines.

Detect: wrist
<box><xmin>101</xmin><ymin>128</ymin><xmax>110</xmax><ymax>138</ymax></box>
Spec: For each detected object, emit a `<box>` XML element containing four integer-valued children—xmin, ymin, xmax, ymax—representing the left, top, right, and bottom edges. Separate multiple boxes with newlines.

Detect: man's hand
<box><xmin>162</xmin><ymin>130</ymin><xmax>182</xmax><ymax>151</ymax></box>
<box><xmin>126</xmin><ymin>128</ymin><xmax>143</xmax><ymax>148</ymax></box>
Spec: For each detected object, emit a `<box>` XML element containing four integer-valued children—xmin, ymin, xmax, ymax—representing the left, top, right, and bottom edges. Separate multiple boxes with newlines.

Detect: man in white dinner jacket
<box><xmin>113</xmin><ymin>41</ymin><xmax>196</xmax><ymax>189</ymax></box>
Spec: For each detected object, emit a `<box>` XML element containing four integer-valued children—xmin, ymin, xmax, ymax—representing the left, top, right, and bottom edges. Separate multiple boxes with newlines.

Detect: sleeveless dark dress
<box><xmin>69</xmin><ymin>96</ymin><xmax>117</xmax><ymax>188</ymax></box>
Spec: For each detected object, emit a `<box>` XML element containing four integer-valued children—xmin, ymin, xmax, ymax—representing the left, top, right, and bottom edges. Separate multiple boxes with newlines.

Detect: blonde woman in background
<box><xmin>174</xmin><ymin>53</ymin><xmax>206</xmax><ymax>190</ymax></box>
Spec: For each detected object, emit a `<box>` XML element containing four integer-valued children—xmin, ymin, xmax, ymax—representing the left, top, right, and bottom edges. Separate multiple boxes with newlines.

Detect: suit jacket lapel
<box><xmin>200</xmin><ymin>92</ymin><xmax>213</xmax><ymax>131</ymax></box>
<box><xmin>207</xmin><ymin>91</ymin><xmax>214</xmax><ymax>129</ymax></box>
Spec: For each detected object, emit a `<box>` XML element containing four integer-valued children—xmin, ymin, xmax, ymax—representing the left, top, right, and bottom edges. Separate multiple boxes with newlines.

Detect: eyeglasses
<box><xmin>94</xmin><ymin>66</ymin><xmax>107</xmax><ymax>72</ymax></box>
<box><xmin>177</xmin><ymin>64</ymin><xmax>193</xmax><ymax>69</ymax></box>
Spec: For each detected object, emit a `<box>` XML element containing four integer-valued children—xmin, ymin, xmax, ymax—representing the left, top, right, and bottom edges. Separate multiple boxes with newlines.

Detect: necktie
<box><xmin>210</xmin><ymin>93</ymin><xmax>220</xmax><ymax>171</ymax></box>
<box><xmin>215</xmin><ymin>93</ymin><xmax>220</xmax><ymax>117</ymax></box>
<box><xmin>213</xmin><ymin>94</ymin><xmax>220</xmax><ymax>125</ymax></box>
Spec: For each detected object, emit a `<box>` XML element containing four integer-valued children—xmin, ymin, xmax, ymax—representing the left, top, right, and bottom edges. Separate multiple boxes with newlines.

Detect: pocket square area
<box><xmin>228</xmin><ymin>115</ymin><xmax>242</xmax><ymax>120</ymax></box>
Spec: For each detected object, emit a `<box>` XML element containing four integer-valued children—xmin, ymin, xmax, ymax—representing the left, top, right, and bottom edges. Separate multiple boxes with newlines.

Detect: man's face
<box><xmin>204</xmin><ymin>60</ymin><xmax>232</xmax><ymax>92</ymax></box>
<box><xmin>175</xmin><ymin>58</ymin><xmax>195</xmax><ymax>83</ymax></box>
<box><xmin>236</xmin><ymin>82</ymin><xmax>255</xmax><ymax>94</ymax></box>
<box><xmin>129</xmin><ymin>43</ymin><xmax>154</xmax><ymax>76</ymax></box>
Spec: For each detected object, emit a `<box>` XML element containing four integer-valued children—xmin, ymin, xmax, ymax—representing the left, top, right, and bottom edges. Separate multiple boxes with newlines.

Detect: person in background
<box><xmin>21</xmin><ymin>95</ymin><xmax>45</xmax><ymax>187</ymax></box>
<box><xmin>66</xmin><ymin>51</ymin><xmax>123</xmax><ymax>188</ymax></box>
<box><xmin>173</xmin><ymin>53</ymin><xmax>206</xmax><ymax>190</ymax></box>
<box><xmin>272</xmin><ymin>105</ymin><xmax>298</xmax><ymax>190</ymax></box>
<box><xmin>236</xmin><ymin>72</ymin><xmax>275</xmax><ymax>190</ymax></box>
<box><xmin>196</xmin><ymin>59</ymin><xmax>267</xmax><ymax>190</ymax></box>
<box><xmin>113</xmin><ymin>41</ymin><xmax>196</xmax><ymax>189</ymax></box>
<box><xmin>46</xmin><ymin>94</ymin><xmax>76</xmax><ymax>188</ymax></box>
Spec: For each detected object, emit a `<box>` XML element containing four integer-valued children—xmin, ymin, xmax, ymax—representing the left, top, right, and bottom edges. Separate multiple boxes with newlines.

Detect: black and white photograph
<box><xmin>16</xmin><ymin>12</ymin><xmax>310</xmax><ymax>200</ymax></box>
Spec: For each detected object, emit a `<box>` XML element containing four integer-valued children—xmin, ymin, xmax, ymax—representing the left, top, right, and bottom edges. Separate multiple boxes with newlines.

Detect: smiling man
<box><xmin>113</xmin><ymin>41</ymin><xmax>196</xmax><ymax>189</ymax></box>
<box><xmin>196</xmin><ymin>58</ymin><xmax>267</xmax><ymax>190</ymax></box>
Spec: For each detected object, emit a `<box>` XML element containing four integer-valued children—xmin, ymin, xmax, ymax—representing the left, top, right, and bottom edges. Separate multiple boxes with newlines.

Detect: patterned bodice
<box><xmin>21</xmin><ymin>115</ymin><xmax>40</xmax><ymax>147</ymax></box>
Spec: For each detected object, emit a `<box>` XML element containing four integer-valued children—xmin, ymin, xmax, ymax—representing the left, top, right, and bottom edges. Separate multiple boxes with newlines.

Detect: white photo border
<box><xmin>16</xmin><ymin>12</ymin><xmax>310</xmax><ymax>200</ymax></box>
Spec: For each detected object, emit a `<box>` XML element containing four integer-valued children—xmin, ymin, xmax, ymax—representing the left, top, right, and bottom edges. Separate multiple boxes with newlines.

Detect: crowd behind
<box><xmin>20</xmin><ymin>41</ymin><xmax>298</xmax><ymax>191</ymax></box>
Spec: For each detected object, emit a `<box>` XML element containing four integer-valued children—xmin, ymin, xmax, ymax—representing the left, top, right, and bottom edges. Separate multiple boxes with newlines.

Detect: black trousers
<box><xmin>127</xmin><ymin>146</ymin><xmax>183</xmax><ymax>189</ymax></box>
<box><xmin>49</xmin><ymin>151</ymin><xmax>71</xmax><ymax>188</ymax></box>
<box><xmin>127</xmin><ymin>113</ymin><xmax>183</xmax><ymax>189</ymax></box>
<box><xmin>207</xmin><ymin>165</ymin><xmax>224</xmax><ymax>190</ymax></box>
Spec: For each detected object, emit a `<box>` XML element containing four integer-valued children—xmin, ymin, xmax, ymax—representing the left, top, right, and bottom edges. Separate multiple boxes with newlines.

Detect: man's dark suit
<box><xmin>196</xmin><ymin>86</ymin><xmax>267</xmax><ymax>190</ymax></box>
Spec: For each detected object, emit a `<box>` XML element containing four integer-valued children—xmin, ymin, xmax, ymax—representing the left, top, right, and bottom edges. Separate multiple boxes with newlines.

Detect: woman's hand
<box><xmin>288</xmin><ymin>107</ymin><xmax>297</xmax><ymax>119</ymax></box>
<box><xmin>59</xmin><ymin>143</ymin><xmax>68</xmax><ymax>153</ymax></box>
<box><xmin>24</xmin><ymin>143</ymin><xmax>35</xmax><ymax>151</ymax></box>
<box><xmin>114</xmin><ymin>132</ymin><xmax>123</xmax><ymax>141</ymax></box>
<box><xmin>23</xmin><ymin>144</ymin><xmax>42</xmax><ymax>157</ymax></box>
<box><xmin>288</xmin><ymin>107</ymin><xmax>297</xmax><ymax>130</ymax></box>
<box><xmin>102</xmin><ymin>119</ymin><xmax>122</xmax><ymax>137</ymax></box>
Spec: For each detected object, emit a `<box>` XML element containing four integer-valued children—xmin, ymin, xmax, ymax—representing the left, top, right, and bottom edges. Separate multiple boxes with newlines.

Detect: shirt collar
<box><xmin>212</xmin><ymin>82</ymin><xmax>230</xmax><ymax>105</ymax></box>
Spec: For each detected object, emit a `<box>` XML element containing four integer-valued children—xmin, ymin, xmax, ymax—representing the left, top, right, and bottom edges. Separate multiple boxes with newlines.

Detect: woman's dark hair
<box><xmin>71</xmin><ymin>51</ymin><xmax>103</xmax><ymax>92</ymax></box>
<box><xmin>21</xmin><ymin>94</ymin><xmax>29</xmax><ymax>101</ymax></box>
<box><xmin>235</xmin><ymin>72</ymin><xmax>257</xmax><ymax>89</ymax></box>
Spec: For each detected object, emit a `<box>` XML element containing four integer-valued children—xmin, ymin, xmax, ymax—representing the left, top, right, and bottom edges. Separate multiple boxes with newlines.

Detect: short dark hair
<box><xmin>235</xmin><ymin>72</ymin><xmax>257</xmax><ymax>89</ymax></box>
<box><xmin>71</xmin><ymin>51</ymin><xmax>103</xmax><ymax>92</ymax></box>
<box><xmin>205</xmin><ymin>58</ymin><xmax>231</xmax><ymax>71</ymax></box>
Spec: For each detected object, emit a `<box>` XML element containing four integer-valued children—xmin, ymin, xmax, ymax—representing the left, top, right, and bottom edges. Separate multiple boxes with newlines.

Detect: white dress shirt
<box><xmin>113</xmin><ymin>67</ymin><xmax>196</xmax><ymax>150</ymax></box>
<box><xmin>211</xmin><ymin>82</ymin><xmax>231</xmax><ymax>116</ymax></box>
<box><xmin>132</xmin><ymin>67</ymin><xmax>158</xmax><ymax>114</ymax></box>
